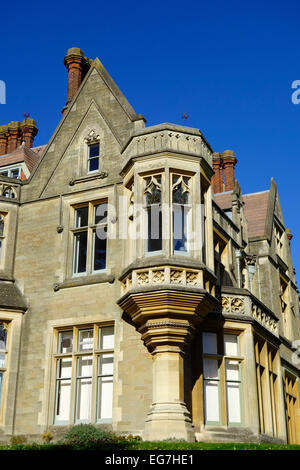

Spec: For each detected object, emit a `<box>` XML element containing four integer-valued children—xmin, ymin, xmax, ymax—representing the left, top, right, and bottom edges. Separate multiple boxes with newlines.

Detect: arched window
<box><xmin>172</xmin><ymin>175</ymin><xmax>190</xmax><ymax>253</ymax></box>
<box><xmin>144</xmin><ymin>175</ymin><xmax>162</xmax><ymax>253</ymax></box>
<box><xmin>2</xmin><ymin>187</ymin><xmax>15</xmax><ymax>199</ymax></box>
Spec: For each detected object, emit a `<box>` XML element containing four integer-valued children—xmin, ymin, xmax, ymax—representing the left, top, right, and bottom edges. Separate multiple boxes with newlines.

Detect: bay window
<box><xmin>54</xmin><ymin>324</ymin><xmax>114</xmax><ymax>425</ymax></box>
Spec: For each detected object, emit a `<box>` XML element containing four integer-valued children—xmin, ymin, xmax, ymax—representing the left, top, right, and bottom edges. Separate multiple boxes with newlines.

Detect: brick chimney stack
<box><xmin>63</xmin><ymin>47</ymin><xmax>91</xmax><ymax>114</ymax></box>
<box><xmin>212</xmin><ymin>152</ymin><xmax>223</xmax><ymax>194</ymax></box>
<box><xmin>8</xmin><ymin>122</ymin><xmax>21</xmax><ymax>153</ymax></box>
<box><xmin>222</xmin><ymin>150</ymin><xmax>237</xmax><ymax>192</ymax></box>
<box><xmin>0</xmin><ymin>125</ymin><xmax>8</xmax><ymax>156</ymax></box>
<box><xmin>20</xmin><ymin>118</ymin><xmax>38</xmax><ymax>148</ymax></box>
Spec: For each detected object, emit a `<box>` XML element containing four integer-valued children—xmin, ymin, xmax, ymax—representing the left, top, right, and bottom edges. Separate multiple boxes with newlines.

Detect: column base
<box><xmin>143</xmin><ymin>401</ymin><xmax>195</xmax><ymax>442</ymax></box>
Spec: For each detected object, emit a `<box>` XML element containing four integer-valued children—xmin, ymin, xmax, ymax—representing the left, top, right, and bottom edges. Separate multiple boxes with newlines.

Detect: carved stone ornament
<box><xmin>84</xmin><ymin>129</ymin><xmax>100</xmax><ymax>144</ymax></box>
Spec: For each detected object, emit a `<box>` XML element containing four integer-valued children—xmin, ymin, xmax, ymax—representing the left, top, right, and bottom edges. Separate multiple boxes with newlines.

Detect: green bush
<box><xmin>10</xmin><ymin>435</ymin><xmax>27</xmax><ymax>446</ymax></box>
<box><xmin>61</xmin><ymin>424</ymin><xmax>123</xmax><ymax>448</ymax></box>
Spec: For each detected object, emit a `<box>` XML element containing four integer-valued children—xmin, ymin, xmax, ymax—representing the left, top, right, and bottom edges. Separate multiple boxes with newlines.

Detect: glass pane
<box><xmin>203</xmin><ymin>359</ymin><xmax>219</xmax><ymax>380</ymax></box>
<box><xmin>58</xmin><ymin>331</ymin><xmax>73</xmax><ymax>354</ymax></box>
<box><xmin>11</xmin><ymin>169</ymin><xmax>20</xmax><ymax>178</ymax></box>
<box><xmin>89</xmin><ymin>143</ymin><xmax>99</xmax><ymax>158</ymax></box>
<box><xmin>57</xmin><ymin>358</ymin><xmax>72</xmax><ymax>379</ymax></box>
<box><xmin>73</xmin><ymin>231</ymin><xmax>88</xmax><ymax>274</ymax></box>
<box><xmin>145</xmin><ymin>184</ymin><xmax>161</xmax><ymax>205</ymax></box>
<box><xmin>94</xmin><ymin>203</ymin><xmax>108</xmax><ymax>225</ymax></box>
<box><xmin>0</xmin><ymin>172</ymin><xmax>8</xmax><ymax>177</ymax></box>
<box><xmin>204</xmin><ymin>381</ymin><xmax>219</xmax><ymax>423</ymax></box>
<box><xmin>99</xmin><ymin>327</ymin><xmax>114</xmax><ymax>350</ymax></box>
<box><xmin>226</xmin><ymin>360</ymin><xmax>240</xmax><ymax>382</ymax></box>
<box><xmin>0</xmin><ymin>353</ymin><xmax>5</xmax><ymax>368</ymax></box>
<box><xmin>75</xmin><ymin>207</ymin><xmax>88</xmax><ymax>228</ymax></box>
<box><xmin>98</xmin><ymin>376</ymin><xmax>113</xmax><ymax>420</ymax></box>
<box><xmin>98</xmin><ymin>354</ymin><xmax>114</xmax><ymax>376</ymax></box>
<box><xmin>0</xmin><ymin>324</ymin><xmax>7</xmax><ymax>350</ymax></box>
<box><xmin>147</xmin><ymin>206</ymin><xmax>162</xmax><ymax>252</ymax></box>
<box><xmin>93</xmin><ymin>230</ymin><xmax>106</xmax><ymax>271</ymax></box>
<box><xmin>202</xmin><ymin>332</ymin><xmax>218</xmax><ymax>355</ymax></box>
<box><xmin>0</xmin><ymin>217</ymin><xmax>4</xmax><ymax>237</ymax></box>
<box><xmin>89</xmin><ymin>157</ymin><xmax>99</xmax><ymax>172</ymax></box>
<box><xmin>224</xmin><ymin>334</ymin><xmax>239</xmax><ymax>356</ymax></box>
<box><xmin>77</xmin><ymin>356</ymin><xmax>92</xmax><ymax>378</ymax></box>
<box><xmin>78</xmin><ymin>329</ymin><xmax>93</xmax><ymax>351</ymax></box>
<box><xmin>76</xmin><ymin>378</ymin><xmax>92</xmax><ymax>422</ymax></box>
<box><xmin>173</xmin><ymin>205</ymin><xmax>188</xmax><ymax>252</ymax></box>
<box><xmin>0</xmin><ymin>372</ymin><xmax>3</xmax><ymax>403</ymax></box>
<box><xmin>227</xmin><ymin>382</ymin><xmax>241</xmax><ymax>423</ymax></box>
<box><xmin>55</xmin><ymin>379</ymin><xmax>71</xmax><ymax>422</ymax></box>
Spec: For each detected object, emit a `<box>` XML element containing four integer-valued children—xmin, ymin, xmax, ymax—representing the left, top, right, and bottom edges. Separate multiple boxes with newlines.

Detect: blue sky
<box><xmin>1</xmin><ymin>0</ymin><xmax>300</xmax><ymax>281</ymax></box>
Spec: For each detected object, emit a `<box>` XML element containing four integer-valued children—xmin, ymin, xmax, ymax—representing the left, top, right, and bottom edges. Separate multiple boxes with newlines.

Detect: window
<box><xmin>285</xmin><ymin>373</ymin><xmax>299</xmax><ymax>444</ymax></box>
<box><xmin>54</xmin><ymin>324</ymin><xmax>114</xmax><ymax>425</ymax></box>
<box><xmin>144</xmin><ymin>175</ymin><xmax>162</xmax><ymax>253</ymax></box>
<box><xmin>172</xmin><ymin>175</ymin><xmax>190</xmax><ymax>254</ymax></box>
<box><xmin>0</xmin><ymin>323</ymin><xmax>8</xmax><ymax>408</ymax></box>
<box><xmin>72</xmin><ymin>201</ymin><xmax>107</xmax><ymax>276</ymax></box>
<box><xmin>2</xmin><ymin>187</ymin><xmax>16</xmax><ymax>199</ymax></box>
<box><xmin>202</xmin><ymin>331</ymin><xmax>243</xmax><ymax>426</ymax></box>
<box><xmin>0</xmin><ymin>214</ymin><xmax>5</xmax><ymax>263</ymax></box>
<box><xmin>275</xmin><ymin>224</ymin><xmax>284</xmax><ymax>259</ymax></box>
<box><xmin>254</xmin><ymin>337</ymin><xmax>280</xmax><ymax>437</ymax></box>
<box><xmin>88</xmin><ymin>143</ymin><xmax>100</xmax><ymax>173</ymax></box>
<box><xmin>0</xmin><ymin>167</ymin><xmax>21</xmax><ymax>179</ymax></box>
<box><xmin>280</xmin><ymin>276</ymin><xmax>290</xmax><ymax>338</ymax></box>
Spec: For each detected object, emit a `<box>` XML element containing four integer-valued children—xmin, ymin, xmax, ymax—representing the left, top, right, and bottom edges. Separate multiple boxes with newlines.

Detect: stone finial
<box><xmin>286</xmin><ymin>228</ymin><xmax>293</xmax><ymax>243</ymax></box>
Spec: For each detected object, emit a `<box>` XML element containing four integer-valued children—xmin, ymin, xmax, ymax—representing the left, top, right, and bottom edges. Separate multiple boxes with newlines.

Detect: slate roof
<box><xmin>243</xmin><ymin>191</ymin><xmax>270</xmax><ymax>238</ymax></box>
<box><xmin>0</xmin><ymin>281</ymin><xmax>27</xmax><ymax>311</ymax></box>
<box><xmin>0</xmin><ymin>144</ymin><xmax>45</xmax><ymax>173</ymax></box>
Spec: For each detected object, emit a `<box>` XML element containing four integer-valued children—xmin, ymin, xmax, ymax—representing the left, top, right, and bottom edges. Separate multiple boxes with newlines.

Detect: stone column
<box><xmin>118</xmin><ymin>287</ymin><xmax>217</xmax><ymax>441</ymax></box>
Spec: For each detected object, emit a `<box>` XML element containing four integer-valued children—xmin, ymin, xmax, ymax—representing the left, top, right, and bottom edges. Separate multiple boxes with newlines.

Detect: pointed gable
<box><xmin>21</xmin><ymin>58</ymin><xmax>145</xmax><ymax>201</ymax></box>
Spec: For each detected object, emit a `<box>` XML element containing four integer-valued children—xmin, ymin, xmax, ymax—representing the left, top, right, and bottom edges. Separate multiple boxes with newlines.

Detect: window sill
<box><xmin>53</xmin><ymin>273</ymin><xmax>115</xmax><ymax>291</ymax></box>
<box><xmin>69</xmin><ymin>172</ymin><xmax>108</xmax><ymax>186</ymax></box>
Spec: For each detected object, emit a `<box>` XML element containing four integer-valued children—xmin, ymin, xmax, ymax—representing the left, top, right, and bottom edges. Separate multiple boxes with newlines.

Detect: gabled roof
<box><xmin>0</xmin><ymin>144</ymin><xmax>44</xmax><ymax>173</ymax></box>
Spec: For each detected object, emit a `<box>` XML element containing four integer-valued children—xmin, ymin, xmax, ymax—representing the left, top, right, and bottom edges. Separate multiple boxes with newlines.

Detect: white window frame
<box><xmin>53</xmin><ymin>324</ymin><xmax>114</xmax><ymax>426</ymax></box>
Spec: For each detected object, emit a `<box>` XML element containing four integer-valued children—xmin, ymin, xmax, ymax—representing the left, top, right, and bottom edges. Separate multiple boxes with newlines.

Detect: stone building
<box><xmin>0</xmin><ymin>47</ymin><xmax>299</xmax><ymax>444</ymax></box>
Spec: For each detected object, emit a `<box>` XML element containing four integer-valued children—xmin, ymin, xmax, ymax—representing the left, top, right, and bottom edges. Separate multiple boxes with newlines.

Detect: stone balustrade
<box><xmin>121</xmin><ymin>265</ymin><xmax>205</xmax><ymax>296</ymax></box>
<box><xmin>219</xmin><ymin>293</ymin><xmax>279</xmax><ymax>337</ymax></box>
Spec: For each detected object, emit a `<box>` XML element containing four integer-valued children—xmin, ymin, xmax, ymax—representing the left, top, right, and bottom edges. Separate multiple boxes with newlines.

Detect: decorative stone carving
<box><xmin>170</xmin><ymin>269</ymin><xmax>184</xmax><ymax>284</ymax></box>
<box><xmin>152</xmin><ymin>270</ymin><xmax>164</xmax><ymax>284</ymax></box>
<box><xmin>84</xmin><ymin>129</ymin><xmax>100</xmax><ymax>144</ymax></box>
<box><xmin>136</xmin><ymin>271</ymin><xmax>149</xmax><ymax>285</ymax></box>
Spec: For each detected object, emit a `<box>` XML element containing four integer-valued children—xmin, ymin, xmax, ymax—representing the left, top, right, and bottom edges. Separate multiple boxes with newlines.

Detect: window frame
<box><xmin>171</xmin><ymin>173</ymin><xmax>192</xmax><ymax>256</ymax></box>
<box><xmin>201</xmin><ymin>330</ymin><xmax>244</xmax><ymax>428</ymax></box>
<box><xmin>0</xmin><ymin>166</ymin><xmax>21</xmax><ymax>179</ymax></box>
<box><xmin>143</xmin><ymin>174</ymin><xmax>163</xmax><ymax>256</ymax></box>
<box><xmin>53</xmin><ymin>323</ymin><xmax>114</xmax><ymax>426</ymax></box>
<box><xmin>71</xmin><ymin>200</ymin><xmax>108</xmax><ymax>277</ymax></box>
<box><xmin>87</xmin><ymin>142</ymin><xmax>100</xmax><ymax>175</ymax></box>
<box><xmin>0</xmin><ymin>213</ymin><xmax>6</xmax><ymax>266</ymax></box>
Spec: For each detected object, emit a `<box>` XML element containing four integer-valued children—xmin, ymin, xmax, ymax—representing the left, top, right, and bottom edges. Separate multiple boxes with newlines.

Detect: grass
<box><xmin>1</xmin><ymin>440</ymin><xmax>300</xmax><ymax>451</ymax></box>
